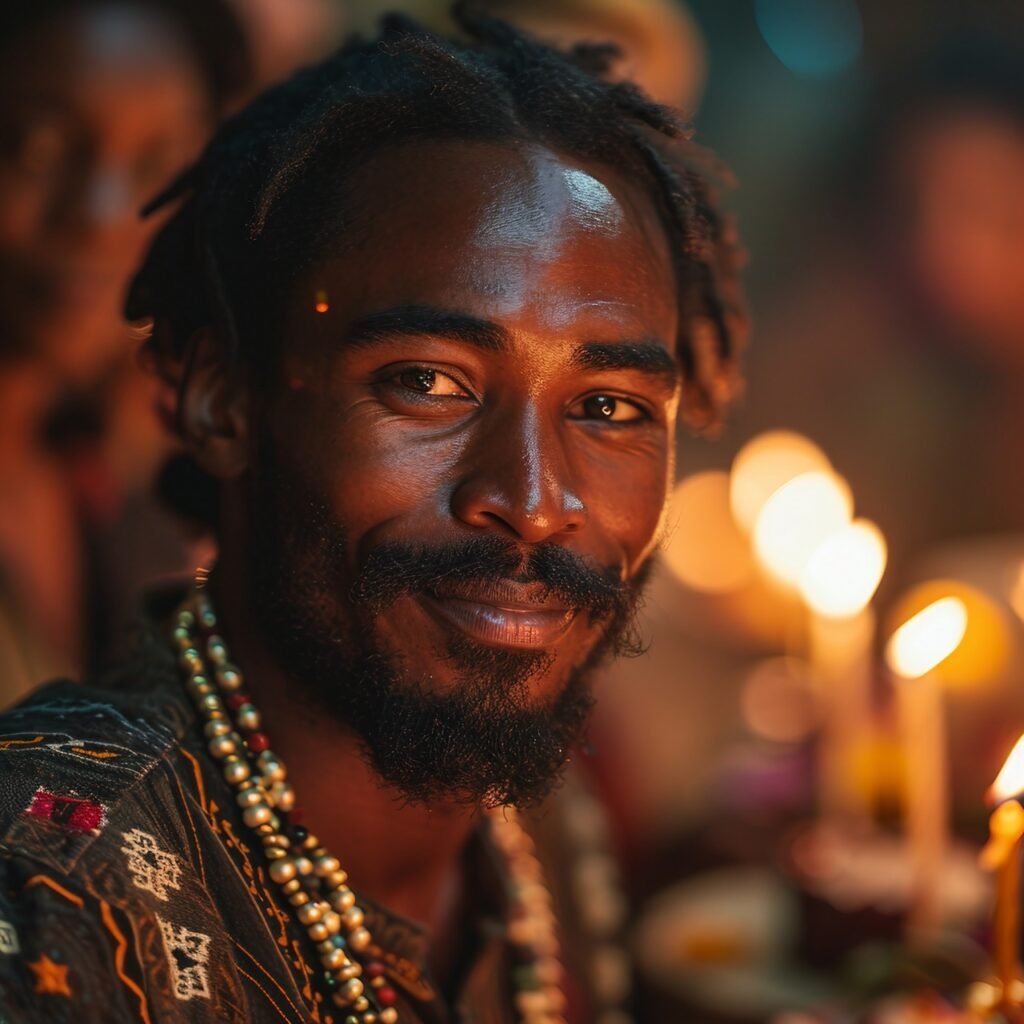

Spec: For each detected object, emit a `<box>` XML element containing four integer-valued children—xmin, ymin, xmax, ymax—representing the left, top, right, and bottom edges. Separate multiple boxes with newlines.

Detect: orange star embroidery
<box><xmin>28</xmin><ymin>954</ymin><xmax>71</xmax><ymax>996</ymax></box>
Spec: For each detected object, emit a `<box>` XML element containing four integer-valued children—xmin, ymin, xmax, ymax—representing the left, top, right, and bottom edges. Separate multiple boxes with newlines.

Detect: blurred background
<box><xmin>2</xmin><ymin>1</ymin><xmax>1023</xmax><ymax>1021</ymax></box>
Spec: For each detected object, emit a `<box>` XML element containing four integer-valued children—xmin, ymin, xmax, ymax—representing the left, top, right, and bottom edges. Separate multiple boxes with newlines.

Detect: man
<box><xmin>0</xmin><ymin>9</ymin><xmax>744</xmax><ymax>1022</ymax></box>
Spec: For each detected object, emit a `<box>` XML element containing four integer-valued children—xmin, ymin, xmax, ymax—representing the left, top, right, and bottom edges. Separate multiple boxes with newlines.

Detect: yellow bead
<box><xmin>236</xmin><ymin>787</ymin><xmax>264</xmax><ymax>807</ymax></box>
<box><xmin>325</xmin><ymin>869</ymin><xmax>348</xmax><ymax>889</ymax></box>
<box><xmin>329</xmin><ymin>887</ymin><xmax>356</xmax><ymax>912</ymax></box>
<box><xmin>296</xmin><ymin>902</ymin><xmax>322</xmax><ymax>925</ymax></box>
<box><xmin>321</xmin><ymin>947</ymin><xmax>347</xmax><ymax>970</ymax></box>
<box><xmin>315</xmin><ymin>856</ymin><xmax>341</xmax><ymax>877</ymax></box>
<box><xmin>308</xmin><ymin>922</ymin><xmax>329</xmax><ymax>942</ymax></box>
<box><xmin>242</xmin><ymin>804</ymin><xmax>271</xmax><ymax>828</ymax></box>
<box><xmin>342</xmin><ymin>906</ymin><xmax>364</xmax><ymax>930</ymax></box>
<box><xmin>323</xmin><ymin>910</ymin><xmax>342</xmax><ymax>935</ymax></box>
<box><xmin>348</xmin><ymin>926</ymin><xmax>371</xmax><ymax>952</ymax></box>
<box><xmin>289</xmin><ymin>891</ymin><xmax>310</xmax><ymax>907</ymax></box>
<box><xmin>380</xmin><ymin>1009</ymin><xmax>398</xmax><ymax>1024</ymax></box>
<box><xmin>222</xmin><ymin>757</ymin><xmax>250</xmax><ymax>785</ymax></box>
<box><xmin>268</xmin><ymin>859</ymin><xmax>296</xmax><ymax>884</ymax></box>
<box><xmin>208</xmin><ymin>735</ymin><xmax>237</xmax><ymax>759</ymax></box>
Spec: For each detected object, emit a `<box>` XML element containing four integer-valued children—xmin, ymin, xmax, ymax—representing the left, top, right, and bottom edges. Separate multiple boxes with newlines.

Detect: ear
<box><xmin>178</xmin><ymin>330</ymin><xmax>250</xmax><ymax>480</ymax></box>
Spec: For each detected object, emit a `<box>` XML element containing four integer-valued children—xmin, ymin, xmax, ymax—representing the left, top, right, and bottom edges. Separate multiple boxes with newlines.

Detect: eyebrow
<box><xmin>343</xmin><ymin>305</ymin><xmax>509</xmax><ymax>352</ymax></box>
<box><xmin>342</xmin><ymin>305</ymin><xmax>679</xmax><ymax>381</ymax></box>
<box><xmin>571</xmin><ymin>342</ymin><xmax>680</xmax><ymax>382</ymax></box>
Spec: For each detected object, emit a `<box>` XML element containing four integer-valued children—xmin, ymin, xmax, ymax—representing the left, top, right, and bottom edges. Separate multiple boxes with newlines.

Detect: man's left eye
<box><xmin>569</xmin><ymin>394</ymin><xmax>647</xmax><ymax>423</ymax></box>
<box><xmin>396</xmin><ymin>368</ymin><xmax>469</xmax><ymax>397</ymax></box>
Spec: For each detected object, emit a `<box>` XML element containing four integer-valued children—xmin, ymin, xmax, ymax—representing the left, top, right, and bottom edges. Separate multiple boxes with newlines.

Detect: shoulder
<box><xmin>0</xmin><ymin>680</ymin><xmax>184</xmax><ymax>873</ymax></box>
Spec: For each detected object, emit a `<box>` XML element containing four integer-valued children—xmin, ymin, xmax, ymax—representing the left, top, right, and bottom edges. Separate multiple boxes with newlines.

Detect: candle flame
<box><xmin>799</xmin><ymin>518</ymin><xmax>887</xmax><ymax>618</ymax></box>
<box><xmin>885</xmin><ymin>596</ymin><xmax>968</xmax><ymax>679</ymax></box>
<box><xmin>990</xmin><ymin>734</ymin><xmax>1024</xmax><ymax>805</ymax></box>
<box><xmin>752</xmin><ymin>470</ymin><xmax>853</xmax><ymax>586</ymax></box>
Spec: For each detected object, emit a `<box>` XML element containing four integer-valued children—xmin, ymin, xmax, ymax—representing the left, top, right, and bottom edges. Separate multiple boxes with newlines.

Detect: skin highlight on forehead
<box><xmin>469</xmin><ymin>154</ymin><xmax>627</xmax><ymax>258</ymax></box>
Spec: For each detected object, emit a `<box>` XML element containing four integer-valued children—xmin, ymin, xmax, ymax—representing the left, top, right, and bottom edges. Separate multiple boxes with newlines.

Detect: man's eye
<box><xmin>570</xmin><ymin>394</ymin><xmax>647</xmax><ymax>423</ymax></box>
<box><xmin>396</xmin><ymin>368</ymin><xmax>469</xmax><ymax>397</ymax></box>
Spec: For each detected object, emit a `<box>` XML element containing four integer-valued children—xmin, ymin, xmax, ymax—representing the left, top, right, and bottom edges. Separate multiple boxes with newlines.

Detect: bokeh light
<box><xmin>663</xmin><ymin>472</ymin><xmax>755</xmax><ymax>594</ymax></box>
<box><xmin>886</xmin><ymin>580</ymin><xmax>1012</xmax><ymax>688</ymax></box>
<box><xmin>730</xmin><ymin>431</ymin><xmax>832</xmax><ymax>534</ymax></box>
<box><xmin>754</xmin><ymin>0</ymin><xmax>863</xmax><ymax>78</ymax></box>
<box><xmin>885</xmin><ymin>596</ymin><xmax>968</xmax><ymax>679</ymax></box>
<box><xmin>741</xmin><ymin>657</ymin><xmax>819</xmax><ymax>744</ymax></box>
<box><xmin>752</xmin><ymin>470</ymin><xmax>854</xmax><ymax>586</ymax></box>
<box><xmin>799</xmin><ymin>519</ymin><xmax>887</xmax><ymax>619</ymax></box>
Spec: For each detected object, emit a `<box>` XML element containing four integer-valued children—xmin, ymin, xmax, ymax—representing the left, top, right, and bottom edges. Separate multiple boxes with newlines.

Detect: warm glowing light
<box><xmin>888</xmin><ymin>580</ymin><xmax>1010</xmax><ymax>689</ymax></box>
<box><xmin>885</xmin><ymin>597</ymin><xmax>968</xmax><ymax>679</ymax></box>
<box><xmin>799</xmin><ymin>519</ymin><xmax>887</xmax><ymax>618</ymax></box>
<box><xmin>740</xmin><ymin>657</ymin><xmax>819</xmax><ymax>743</ymax></box>
<box><xmin>991</xmin><ymin>734</ymin><xmax>1024</xmax><ymax>805</ymax></box>
<box><xmin>314</xmin><ymin>289</ymin><xmax>329</xmax><ymax>313</ymax></box>
<box><xmin>662</xmin><ymin>472</ymin><xmax>755</xmax><ymax>594</ymax></box>
<box><xmin>730</xmin><ymin>431</ymin><xmax>832</xmax><ymax>534</ymax></box>
<box><xmin>752</xmin><ymin>470</ymin><xmax>853</xmax><ymax>586</ymax></box>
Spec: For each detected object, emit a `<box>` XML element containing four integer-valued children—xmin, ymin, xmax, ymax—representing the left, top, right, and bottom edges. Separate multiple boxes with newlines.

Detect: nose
<box><xmin>450</xmin><ymin>402</ymin><xmax>587</xmax><ymax>543</ymax></box>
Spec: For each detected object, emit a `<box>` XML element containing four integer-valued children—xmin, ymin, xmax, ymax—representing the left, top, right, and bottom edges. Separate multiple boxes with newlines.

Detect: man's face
<box><xmin>240</xmin><ymin>140</ymin><xmax>679</xmax><ymax>804</ymax></box>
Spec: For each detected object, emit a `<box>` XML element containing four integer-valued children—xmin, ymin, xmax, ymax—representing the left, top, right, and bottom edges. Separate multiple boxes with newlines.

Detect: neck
<box><xmin>209</xmin><ymin>559</ymin><xmax>479</xmax><ymax>937</ymax></box>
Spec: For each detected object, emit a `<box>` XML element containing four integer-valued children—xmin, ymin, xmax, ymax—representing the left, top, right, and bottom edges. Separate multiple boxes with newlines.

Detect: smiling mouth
<box><xmin>419</xmin><ymin>582</ymin><xmax>578</xmax><ymax>649</ymax></box>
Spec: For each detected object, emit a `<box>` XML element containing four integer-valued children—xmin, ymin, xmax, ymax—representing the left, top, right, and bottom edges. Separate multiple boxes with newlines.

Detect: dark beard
<box><xmin>245</xmin><ymin>458</ymin><xmax>649</xmax><ymax>808</ymax></box>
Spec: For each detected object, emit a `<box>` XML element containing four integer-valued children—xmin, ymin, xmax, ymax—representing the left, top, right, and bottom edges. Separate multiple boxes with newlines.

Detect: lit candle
<box><xmin>885</xmin><ymin>596</ymin><xmax>968</xmax><ymax>941</ymax></box>
<box><xmin>800</xmin><ymin>519</ymin><xmax>887</xmax><ymax>831</ymax></box>
<box><xmin>982</xmin><ymin>734</ymin><xmax>1024</xmax><ymax>1010</ymax></box>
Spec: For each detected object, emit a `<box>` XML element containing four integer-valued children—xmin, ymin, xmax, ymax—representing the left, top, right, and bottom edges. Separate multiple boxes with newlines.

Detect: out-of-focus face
<box><xmin>0</xmin><ymin>5</ymin><xmax>210</xmax><ymax>382</ymax></box>
<box><xmin>230</xmin><ymin>139</ymin><xmax>680</xmax><ymax>804</ymax></box>
<box><xmin>887</xmin><ymin>107</ymin><xmax>1024</xmax><ymax>360</ymax></box>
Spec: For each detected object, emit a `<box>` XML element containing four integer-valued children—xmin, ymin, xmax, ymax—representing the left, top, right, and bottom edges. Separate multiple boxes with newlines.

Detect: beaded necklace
<box><xmin>172</xmin><ymin>586</ymin><xmax>569</xmax><ymax>1024</ymax></box>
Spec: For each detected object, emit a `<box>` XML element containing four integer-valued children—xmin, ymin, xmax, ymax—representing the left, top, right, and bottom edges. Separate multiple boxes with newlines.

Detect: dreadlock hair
<box><xmin>128</xmin><ymin>4</ymin><xmax>747</xmax><ymax>527</ymax></box>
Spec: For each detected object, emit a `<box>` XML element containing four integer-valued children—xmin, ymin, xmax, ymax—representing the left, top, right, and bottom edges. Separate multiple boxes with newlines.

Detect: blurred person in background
<box><xmin>736</xmin><ymin>30</ymin><xmax>1024</xmax><ymax>586</ymax></box>
<box><xmin>346</xmin><ymin>0</ymin><xmax>708</xmax><ymax>110</ymax></box>
<box><xmin>0</xmin><ymin>0</ymin><xmax>248</xmax><ymax>705</ymax></box>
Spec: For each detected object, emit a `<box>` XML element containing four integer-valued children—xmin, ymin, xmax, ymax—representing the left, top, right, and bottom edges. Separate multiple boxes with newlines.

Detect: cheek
<box><xmin>285</xmin><ymin>396</ymin><xmax>470</xmax><ymax>536</ymax></box>
<box><xmin>574</xmin><ymin>439</ymin><xmax>671</xmax><ymax>568</ymax></box>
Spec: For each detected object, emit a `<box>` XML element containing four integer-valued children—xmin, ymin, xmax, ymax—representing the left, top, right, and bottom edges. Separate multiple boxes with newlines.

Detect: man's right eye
<box><xmin>396</xmin><ymin>368</ymin><xmax>470</xmax><ymax>397</ymax></box>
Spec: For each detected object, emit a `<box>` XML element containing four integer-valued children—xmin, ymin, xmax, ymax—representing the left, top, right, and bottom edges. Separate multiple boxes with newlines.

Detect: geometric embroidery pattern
<box><xmin>121</xmin><ymin>829</ymin><xmax>182</xmax><ymax>902</ymax></box>
<box><xmin>156</xmin><ymin>917</ymin><xmax>211</xmax><ymax>1001</ymax></box>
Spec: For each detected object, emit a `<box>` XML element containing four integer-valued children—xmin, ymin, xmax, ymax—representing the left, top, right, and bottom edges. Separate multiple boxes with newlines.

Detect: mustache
<box><xmin>349</xmin><ymin>535</ymin><xmax>630</xmax><ymax>621</ymax></box>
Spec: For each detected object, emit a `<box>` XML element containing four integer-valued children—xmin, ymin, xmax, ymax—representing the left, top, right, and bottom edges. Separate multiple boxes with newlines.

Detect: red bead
<box><xmin>226</xmin><ymin>693</ymin><xmax>250</xmax><ymax>710</ymax></box>
<box><xmin>247</xmin><ymin>732</ymin><xmax>270</xmax><ymax>753</ymax></box>
<box><xmin>366</xmin><ymin>963</ymin><xmax>386</xmax><ymax>980</ymax></box>
<box><xmin>377</xmin><ymin>987</ymin><xmax>397</xmax><ymax>1007</ymax></box>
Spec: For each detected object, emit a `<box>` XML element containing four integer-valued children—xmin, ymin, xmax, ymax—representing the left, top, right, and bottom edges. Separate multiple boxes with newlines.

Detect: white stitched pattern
<box><xmin>157</xmin><ymin>917</ymin><xmax>211</xmax><ymax>1001</ymax></box>
<box><xmin>121</xmin><ymin>829</ymin><xmax>183</xmax><ymax>901</ymax></box>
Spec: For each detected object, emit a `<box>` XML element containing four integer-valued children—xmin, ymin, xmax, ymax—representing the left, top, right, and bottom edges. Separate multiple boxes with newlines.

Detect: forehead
<box><xmin>293</xmin><ymin>138</ymin><xmax>677</xmax><ymax>345</ymax></box>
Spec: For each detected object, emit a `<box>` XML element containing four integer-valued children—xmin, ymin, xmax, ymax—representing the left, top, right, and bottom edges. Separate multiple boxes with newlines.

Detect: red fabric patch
<box><xmin>26</xmin><ymin>790</ymin><xmax>105</xmax><ymax>832</ymax></box>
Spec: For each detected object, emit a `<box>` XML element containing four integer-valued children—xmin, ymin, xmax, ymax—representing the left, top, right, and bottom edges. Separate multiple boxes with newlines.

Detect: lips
<box><xmin>419</xmin><ymin>580</ymin><xmax>578</xmax><ymax>649</ymax></box>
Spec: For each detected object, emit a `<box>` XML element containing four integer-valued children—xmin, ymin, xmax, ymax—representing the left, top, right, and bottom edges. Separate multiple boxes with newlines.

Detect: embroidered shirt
<box><xmin>0</xmin><ymin>598</ymin><xmax>617</xmax><ymax>1023</ymax></box>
